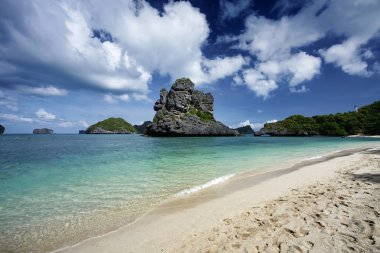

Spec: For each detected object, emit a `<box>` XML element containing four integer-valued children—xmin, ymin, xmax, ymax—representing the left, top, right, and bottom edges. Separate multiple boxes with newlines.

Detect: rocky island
<box><xmin>146</xmin><ymin>78</ymin><xmax>238</xmax><ymax>136</ymax></box>
<box><xmin>255</xmin><ymin>101</ymin><xmax>380</xmax><ymax>137</ymax></box>
<box><xmin>235</xmin><ymin>125</ymin><xmax>255</xmax><ymax>135</ymax></box>
<box><xmin>133</xmin><ymin>121</ymin><xmax>152</xmax><ymax>134</ymax></box>
<box><xmin>86</xmin><ymin>117</ymin><xmax>136</xmax><ymax>134</ymax></box>
<box><xmin>0</xmin><ymin>124</ymin><xmax>4</xmax><ymax>134</ymax></box>
<box><xmin>33</xmin><ymin>128</ymin><xmax>53</xmax><ymax>134</ymax></box>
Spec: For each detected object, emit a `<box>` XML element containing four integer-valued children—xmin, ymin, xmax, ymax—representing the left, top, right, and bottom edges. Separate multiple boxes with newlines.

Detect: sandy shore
<box><xmin>57</xmin><ymin>147</ymin><xmax>380</xmax><ymax>253</ymax></box>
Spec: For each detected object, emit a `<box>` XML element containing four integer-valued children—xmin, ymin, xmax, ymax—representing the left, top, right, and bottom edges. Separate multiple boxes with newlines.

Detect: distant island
<box><xmin>133</xmin><ymin>121</ymin><xmax>152</xmax><ymax>134</ymax></box>
<box><xmin>234</xmin><ymin>125</ymin><xmax>255</xmax><ymax>135</ymax></box>
<box><xmin>0</xmin><ymin>124</ymin><xmax>4</xmax><ymax>134</ymax></box>
<box><xmin>85</xmin><ymin>117</ymin><xmax>136</xmax><ymax>134</ymax></box>
<box><xmin>146</xmin><ymin>78</ymin><xmax>238</xmax><ymax>136</ymax></box>
<box><xmin>255</xmin><ymin>101</ymin><xmax>380</xmax><ymax>136</ymax></box>
<box><xmin>33</xmin><ymin>128</ymin><xmax>53</xmax><ymax>134</ymax></box>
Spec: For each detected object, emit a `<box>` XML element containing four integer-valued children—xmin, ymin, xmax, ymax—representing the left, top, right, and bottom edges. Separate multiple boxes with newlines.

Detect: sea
<box><xmin>0</xmin><ymin>134</ymin><xmax>379</xmax><ymax>252</ymax></box>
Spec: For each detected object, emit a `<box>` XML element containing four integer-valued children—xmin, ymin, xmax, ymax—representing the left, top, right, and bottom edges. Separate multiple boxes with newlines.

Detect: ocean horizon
<box><xmin>0</xmin><ymin>134</ymin><xmax>379</xmax><ymax>252</ymax></box>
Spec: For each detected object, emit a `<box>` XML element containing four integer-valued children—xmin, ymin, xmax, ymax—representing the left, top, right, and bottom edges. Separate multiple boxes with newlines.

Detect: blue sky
<box><xmin>0</xmin><ymin>0</ymin><xmax>379</xmax><ymax>133</ymax></box>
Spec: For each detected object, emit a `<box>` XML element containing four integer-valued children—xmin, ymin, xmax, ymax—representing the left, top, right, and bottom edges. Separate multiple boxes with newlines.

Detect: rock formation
<box><xmin>33</xmin><ymin>128</ymin><xmax>53</xmax><ymax>134</ymax></box>
<box><xmin>146</xmin><ymin>78</ymin><xmax>238</xmax><ymax>136</ymax></box>
<box><xmin>86</xmin><ymin>117</ymin><xmax>136</xmax><ymax>134</ymax></box>
<box><xmin>0</xmin><ymin>124</ymin><xmax>4</xmax><ymax>134</ymax></box>
<box><xmin>79</xmin><ymin>130</ymin><xmax>86</xmax><ymax>134</ymax></box>
<box><xmin>133</xmin><ymin>121</ymin><xmax>152</xmax><ymax>134</ymax></box>
<box><xmin>235</xmin><ymin>125</ymin><xmax>255</xmax><ymax>135</ymax></box>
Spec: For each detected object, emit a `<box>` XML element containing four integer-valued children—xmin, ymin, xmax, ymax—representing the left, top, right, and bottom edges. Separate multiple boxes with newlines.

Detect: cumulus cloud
<box><xmin>35</xmin><ymin>108</ymin><xmax>56</xmax><ymax>120</ymax></box>
<box><xmin>232</xmin><ymin>119</ymin><xmax>278</xmax><ymax>130</ymax></box>
<box><xmin>219</xmin><ymin>0</ymin><xmax>251</xmax><ymax>21</ymax></box>
<box><xmin>0</xmin><ymin>113</ymin><xmax>33</xmax><ymax>123</ymax></box>
<box><xmin>242</xmin><ymin>69</ymin><xmax>278</xmax><ymax>99</ymax></box>
<box><xmin>229</xmin><ymin>0</ymin><xmax>380</xmax><ymax>98</ymax></box>
<box><xmin>0</xmin><ymin>0</ymin><xmax>244</xmax><ymax>100</ymax></box>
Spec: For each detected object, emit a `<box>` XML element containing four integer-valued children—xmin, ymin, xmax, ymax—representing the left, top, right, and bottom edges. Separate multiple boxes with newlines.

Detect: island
<box><xmin>33</xmin><ymin>128</ymin><xmax>53</xmax><ymax>134</ymax></box>
<box><xmin>133</xmin><ymin>121</ymin><xmax>152</xmax><ymax>134</ymax></box>
<box><xmin>0</xmin><ymin>124</ymin><xmax>4</xmax><ymax>134</ymax></box>
<box><xmin>255</xmin><ymin>101</ymin><xmax>380</xmax><ymax>136</ymax></box>
<box><xmin>85</xmin><ymin>117</ymin><xmax>137</xmax><ymax>134</ymax></box>
<box><xmin>146</xmin><ymin>78</ymin><xmax>238</xmax><ymax>136</ymax></box>
<box><xmin>234</xmin><ymin>125</ymin><xmax>255</xmax><ymax>135</ymax></box>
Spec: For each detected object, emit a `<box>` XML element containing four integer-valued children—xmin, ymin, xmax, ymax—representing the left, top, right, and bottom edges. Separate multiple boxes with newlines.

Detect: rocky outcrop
<box><xmin>79</xmin><ymin>130</ymin><xmax>86</xmax><ymax>134</ymax></box>
<box><xmin>0</xmin><ymin>124</ymin><xmax>4</xmax><ymax>134</ymax></box>
<box><xmin>146</xmin><ymin>78</ymin><xmax>238</xmax><ymax>136</ymax></box>
<box><xmin>33</xmin><ymin>128</ymin><xmax>53</xmax><ymax>134</ymax></box>
<box><xmin>235</xmin><ymin>125</ymin><xmax>255</xmax><ymax>135</ymax></box>
<box><xmin>133</xmin><ymin>121</ymin><xmax>152</xmax><ymax>134</ymax></box>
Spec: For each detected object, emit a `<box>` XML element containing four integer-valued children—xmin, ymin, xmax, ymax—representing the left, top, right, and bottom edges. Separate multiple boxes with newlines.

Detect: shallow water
<box><xmin>0</xmin><ymin>134</ymin><xmax>379</xmax><ymax>252</ymax></box>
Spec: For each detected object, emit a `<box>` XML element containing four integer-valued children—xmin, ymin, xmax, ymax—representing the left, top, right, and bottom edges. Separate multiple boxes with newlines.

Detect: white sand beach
<box><xmin>57</xmin><ymin>147</ymin><xmax>380</xmax><ymax>253</ymax></box>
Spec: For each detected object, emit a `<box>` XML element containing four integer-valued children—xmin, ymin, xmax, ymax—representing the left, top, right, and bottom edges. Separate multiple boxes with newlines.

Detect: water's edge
<box><xmin>50</xmin><ymin>145</ymin><xmax>379</xmax><ymax>253</ymax></box>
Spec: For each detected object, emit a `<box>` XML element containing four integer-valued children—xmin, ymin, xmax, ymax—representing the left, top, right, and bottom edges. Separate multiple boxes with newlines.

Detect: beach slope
<box><xmin>58</xmin><ymin>148</ymin><xmax>380</xmax><ymax>253</ymax></box>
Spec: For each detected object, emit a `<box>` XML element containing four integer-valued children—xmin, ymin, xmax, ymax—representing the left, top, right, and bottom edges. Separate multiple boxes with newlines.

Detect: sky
<box><xmin>0</xmin><ymin>0</ymin><xmax>379</xmax><ymax>133</ymax></box>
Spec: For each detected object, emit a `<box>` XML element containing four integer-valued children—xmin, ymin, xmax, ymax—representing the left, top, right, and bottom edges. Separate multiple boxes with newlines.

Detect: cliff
<box><xmin>146</xmin><ymin>78</ymin><xmax>238</xmax><ymax>136</ymax></box>
<box><xmin>86</xmin><ymin>118</ymin><xmax>136</xmax><ymax>134</ymax></box>
<box><xmin>0</xmin><ymin>124</ymin><xmax>4</xmax><ymax>134</ymax></box>
<box><xmin>33</xmin><ymin>128</ymin><xmax>53</xmax><ymax>134</ymax></box>
<box><xmin>255</xmin><ymin>101</ymin><xmax>380</xmax><ymax>137</ymax></box>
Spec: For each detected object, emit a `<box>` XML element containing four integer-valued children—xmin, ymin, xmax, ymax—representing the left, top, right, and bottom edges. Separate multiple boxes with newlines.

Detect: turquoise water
<box><xmin>0</xmin><ymin>134</ymin><xmax>379</xmax><ymax>252</ymax></box>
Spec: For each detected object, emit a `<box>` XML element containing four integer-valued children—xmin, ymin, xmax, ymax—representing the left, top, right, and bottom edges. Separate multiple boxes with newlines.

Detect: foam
<box><xmin>176</xmin><ymin>174</ymin><xmax>235</xmax><ymax>196</ymax></box>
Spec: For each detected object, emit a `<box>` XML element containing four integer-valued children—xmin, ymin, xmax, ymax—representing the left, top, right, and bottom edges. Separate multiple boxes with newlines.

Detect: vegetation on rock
<box><xmin>86</xmin><ymin>118</ymin><xmax>136</xmax><ymax>134</ymax></box>
<box><xmin>257</xmin><ymin>101</ymin><xmax>380</xmax><ymax>136</ymax></box>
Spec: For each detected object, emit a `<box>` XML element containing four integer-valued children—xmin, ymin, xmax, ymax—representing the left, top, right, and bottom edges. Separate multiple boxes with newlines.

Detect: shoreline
<box><xmin>55</xmin><ymin>145</ymin><xmax>380</xmax><ymax>253</ymax></box>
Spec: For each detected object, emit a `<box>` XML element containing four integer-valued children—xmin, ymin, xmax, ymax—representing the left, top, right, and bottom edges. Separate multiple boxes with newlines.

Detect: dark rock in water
<box><xmin>86</xmin><ymin>117</ymin><xmax>136</xmax><ymax>134</ymax></box>
<box><xmin>33</xmin><ymin>128</ymin><xmax>53</xmax><ymax>134</ymax></box>
<box><xmin>146</xmin><ymin>78</ymin><xmax>238</xmax><ymax>136</ymax></box>
<box><xmin>79</xmin><ymin>130</ymin><xmax>86</xmax><ymax>134</ymax></box>
<box><xmin>0</xmin><ymin>124</ymin><xmax>4</xmax><ymax>134</ymax></box>
<box><xmin>235</xmin><ymin>125</ymin><xmax>255</xmax><ymax>135</ymax></box>
<box><xmin>133</xmin><ymin>121</ymin><xmax>152</xmax><ymax>134</ymax></box>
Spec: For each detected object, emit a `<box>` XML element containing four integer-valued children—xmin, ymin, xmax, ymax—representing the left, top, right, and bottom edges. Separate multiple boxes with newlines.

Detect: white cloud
<box><xmin>232</xmin><ymin>119</ymin><xmax>278</xmax><ymax>130</ymax></box>
<box><xmin>319</xmin><ymin>39</ymin><xmax>371</xmax><ymax>76</ymax></box>
<box><xmin>232</xmin><ymin>0</ymin><xmax>380</xmax><ymax>98</ymax></box>
<box><xmin>257</xmin><ymin>109</ymin><xmax>263</xmax><ymax>113</ymax></box>
<box><xmin>0</xmin><ymin>113</ymin><xmax>33</xmax><ymax>122</ymax></box>
<box><xmin>35</xmin><ymin>108</ymin><xmax>56</xmax><ymax>120</ymax></box>
<box><xmin>219</xmin><ymin>0</ymin><xmax>251</xmax><ymax>21</ymax></box>
<box><xmin>18</xmin><ymin>85</ymin><xmax>68</xmax><ymax>96</ymax></box>
<box><xmin>104</xmin><ymin>93</ymin><xmax>130</xmax><ymax>104</ymax></box>
<box><xmin>0</xmin><ymin>91</ymin><xmax>18</xmax><ymax>111</ymax></box>
<box><xmin>78</xmin><ymin>120</ymin><xmax>89</xmax><ymax>128</ymax></box>
<box><xmin>0</xmin><ymin>0</ymin><xmax>244</xmax><ymax>99</ymax></box>
<box><xmin>242</xmin><ymin>69</ymin><xmax>278</xmax><ymax>99</ymax></box>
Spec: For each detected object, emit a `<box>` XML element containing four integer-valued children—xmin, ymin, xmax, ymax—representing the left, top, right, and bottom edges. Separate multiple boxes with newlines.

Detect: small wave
<box><xmin>176</xmin><ymin>174</ymin><xmax>235</xmax><ymax>196</ymax></box>
<box><xmin>303</xmin><ymin>156</ymin><xmax>323</xmax><ymax>161</ymax></box>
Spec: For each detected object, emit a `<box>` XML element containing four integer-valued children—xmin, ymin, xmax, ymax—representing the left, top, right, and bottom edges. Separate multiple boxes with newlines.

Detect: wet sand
<box><xmin>57</xmin><ymin>147</ymin><xmax>380</xmax><ymax>253</ymax></box>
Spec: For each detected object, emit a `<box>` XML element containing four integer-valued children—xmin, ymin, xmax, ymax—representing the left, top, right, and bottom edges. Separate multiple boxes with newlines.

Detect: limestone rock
<box><xmin>235</xmin><ymin>125</ymin><xmax>255</xmax><ymax>135</ymax></box>
<box><xmin>133</xmin><ymin>121</ymin><xmax>152</xmax><ymax>134</ymax></box>
<box><xmin>146</xmin><ymin>78</ymin><xmax>238</xmax><ymax>136</ymax></box>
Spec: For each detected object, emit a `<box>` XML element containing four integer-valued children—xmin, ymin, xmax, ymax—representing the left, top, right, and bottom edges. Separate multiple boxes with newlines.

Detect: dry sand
<box><xmin>58</xmin><ymin>147</ymin><xmax>380</xmax><ymax>253</ymax></box>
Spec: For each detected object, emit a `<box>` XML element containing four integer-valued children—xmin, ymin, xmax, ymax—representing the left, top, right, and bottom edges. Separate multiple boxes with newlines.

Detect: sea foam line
<box><xmin>176</xmin><ymin>174</ymin><xmax>235</xmax><ymax>196</ymax></box>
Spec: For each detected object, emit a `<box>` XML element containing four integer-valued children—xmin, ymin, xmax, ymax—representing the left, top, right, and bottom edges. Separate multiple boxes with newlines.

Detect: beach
<box><xmin>56</xmin><ymin>147</ymin><xmax>380</xmax><ymax>253</ymax></box>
